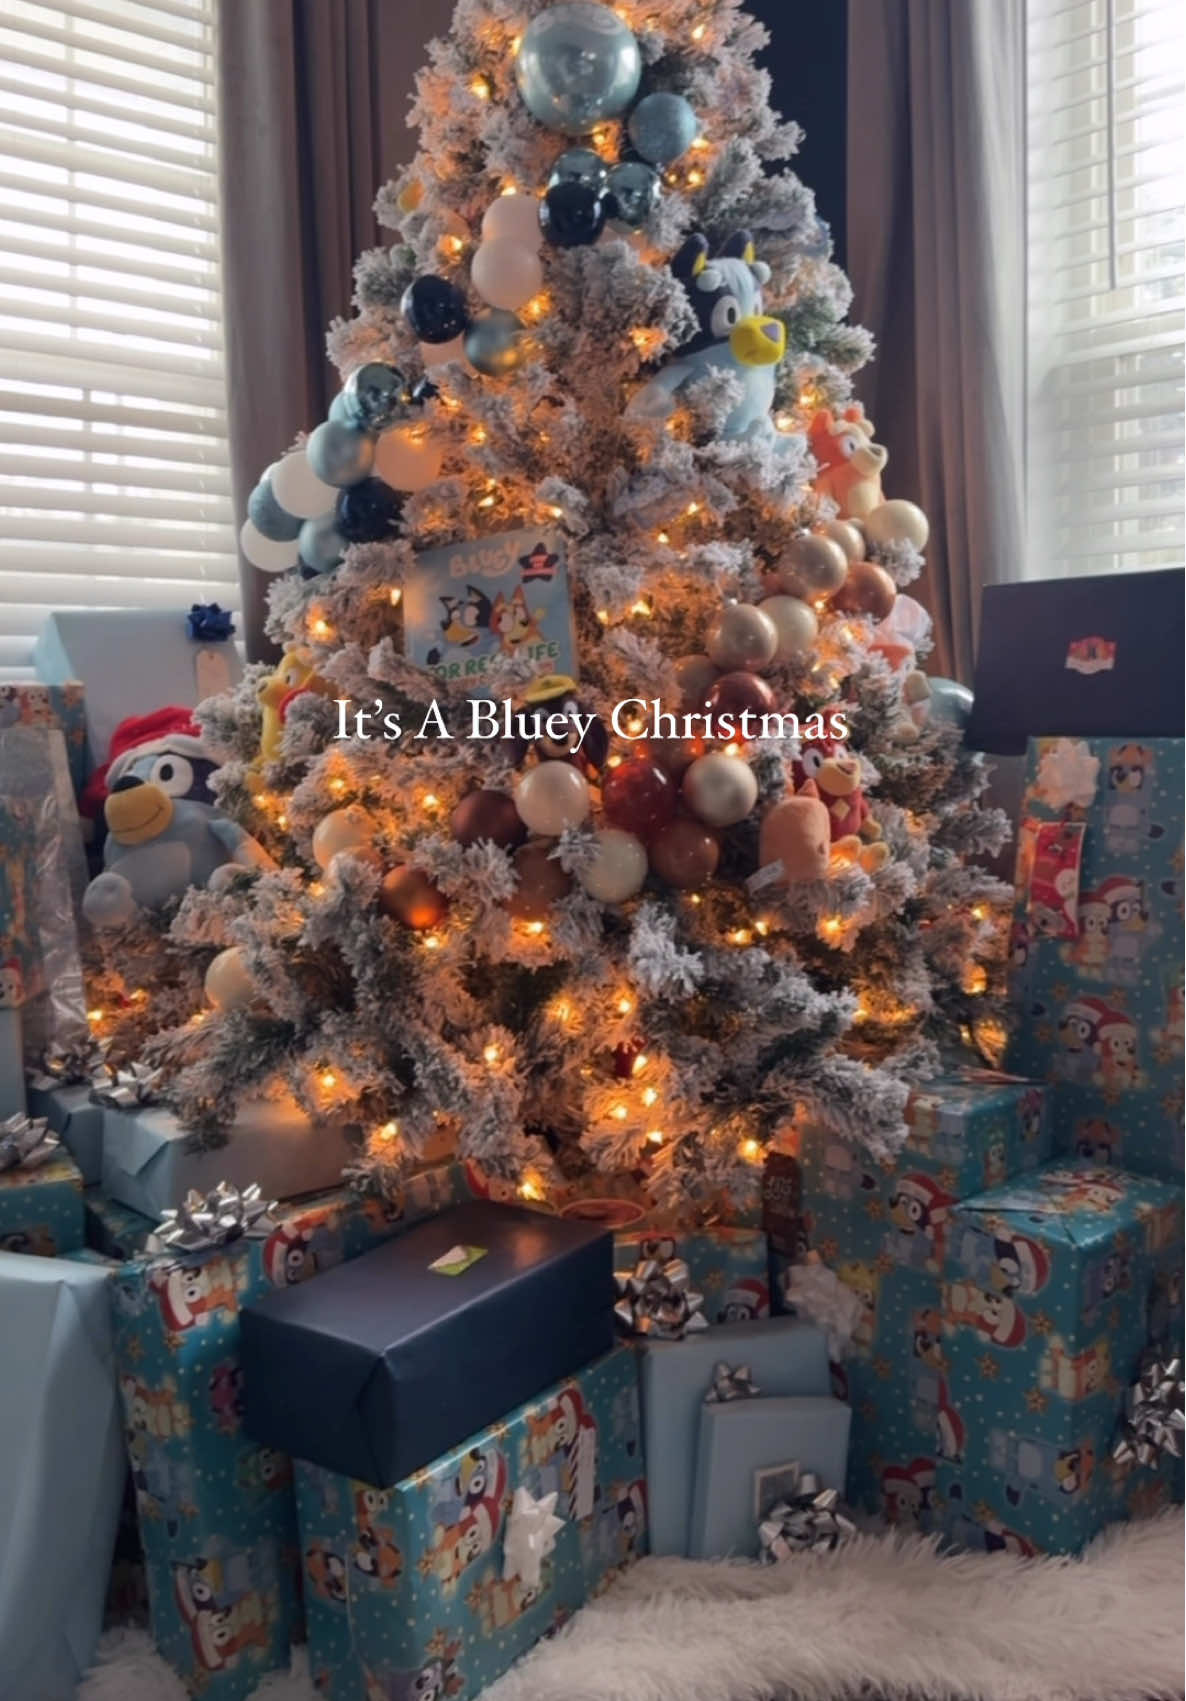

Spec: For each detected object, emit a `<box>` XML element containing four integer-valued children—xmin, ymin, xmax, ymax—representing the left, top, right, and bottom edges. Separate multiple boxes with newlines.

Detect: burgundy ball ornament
<box><xmin>681</xmin><ymin>751</ymin><xmax>758</xmax><ymax>828</ymax></box>
<box><xmin>379</xmin><ymin>865</ymin><xmax>449</xmax><ymax>930</ymax></box>
<box><xmin>706</xmin><ymin>671</ymin><xmax>777</xmax><ymax>721</ymax></box>
<box><xmin>450</xmin><ymin>789</ymin><xmax>527</xmax><ymax>851</ymax></box>
<box><xmin>774</xmin><ymin>534</ymin><xmax>848</xmax><ymax>599</ymax></box>
<box><xmin>672</xmin><ymin>653</ymin><xmax>720</xmax><ymax>710</ymax></box>
<box><xmin>643</xmin><ymin>734</ymin><xmax>700</xmax><ymax>779</ymax></box>
<box><xmin>601</xmin><ymin>756</ymin><xmax>676</xmax><ymax>841</ymax></box>
<box><xmin>514</xmin><ymin>761</ymin><xmax>591</xmax><ymax>836</ymax></box>
<box><xmin>830</xmin><ymin>561</ymin><xmax>898</xmax><ymax>621</ymax></box>
<box><xmin>579</xmin><ymin>827</ymin><xmax>648</xmax><ymax>903</ymax></box>
<box><xmin>507</xmin><ymin>840</ymin><xmax>572</xmax><ymax>921</ymax></box>
<box><xmin>704</xmin><ymin>603</ymin><xmax>778</xmax><ymax>673</ymax></box>
<box><xmin>648</xmin><ymin>816</ymin><xmax>720</xmax><ymax>890</ymax></box>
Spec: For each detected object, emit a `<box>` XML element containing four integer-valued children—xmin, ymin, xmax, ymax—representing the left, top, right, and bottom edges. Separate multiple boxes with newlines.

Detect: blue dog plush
<box><xmin>628</xmin><ymin>229</ymin><xmax>787</xmax><ymax>438</ymax></box>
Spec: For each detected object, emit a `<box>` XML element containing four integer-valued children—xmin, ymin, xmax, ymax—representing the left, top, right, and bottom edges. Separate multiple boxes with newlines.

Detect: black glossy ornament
<box><xmin>400</xmin><ymin>274</ymin><xmax>470</xmax><ymax>343</ymax></box>
<box><xmin>539</xmin><ymin>182</ymin><xmax>607</xmax><ymax>248</ymax></box>
<box><xmin>336</xmin><ymin>477</ymin><xmax>404</xmax><ymax>544</ymax></box>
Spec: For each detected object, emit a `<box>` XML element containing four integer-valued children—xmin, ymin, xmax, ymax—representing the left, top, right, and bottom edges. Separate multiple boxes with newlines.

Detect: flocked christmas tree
<box><xmin>82</xmin><ymin>0</ymin><xmax>1015</xmax><ymax>1223</ymax></box>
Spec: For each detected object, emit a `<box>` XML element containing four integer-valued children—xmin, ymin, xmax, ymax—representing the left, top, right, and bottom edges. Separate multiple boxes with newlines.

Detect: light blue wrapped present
<box><xmin>100</xmin><ymin>1097</ymin><xmax>356</xmax><ymax>1218</ymax></box>
<box><xmin>640</xmin><ymin>1317</ymin><xmax>831</xmax><ymax>1556</ymax></box>
<box><xmin>0</xmin><ymin>1249</ymin><xmax>125</xmax><ymax>1700</ymax></box>
<box><xmin>690</xmin><ymin>1393</ymin><xmax>852</xmax><ymax>1559</ymax></box>
<box><xmin>26</xmin><ymin>1080</ymin><xmax>106</xmax><ymax>1184</ymax></box>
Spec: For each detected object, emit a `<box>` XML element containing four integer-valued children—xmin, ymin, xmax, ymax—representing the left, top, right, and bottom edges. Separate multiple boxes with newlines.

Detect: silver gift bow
<box><xmin>1112</xmin><ymin>1351</ymin><xmax>1185</xmax><ymax>1469</ymax></box>
<box><xmin>705</xmin><ymin>1361</ymin><xmax>761</xmax><ymax>1403</ymax></box>
<box><xmin>149</xmin><ymin>1181</ymin><xmax>277</xmax><ymax>1255</ymax></box>
<box><xmin>614</xmin><ymin>1255</ymin><xmax>709</xmax><ymax>1340</ymax></box>
<box><xmin>757</xmin><ymin>1467</ymin><xmax>857</xmax><ymax>1562</ymax></box>
<box><xmin>27</xmin><ymin>1035</ymin><xmax>110</xmax><ymax>1091</ymax></box>
<box><xmin>0</xmin><ymin>1113</ymin><xmax>61</xmax><ymax>1172</ymax></box>
<box><xmin>90</xmin><ymin>1061</ymin><xmax>163</xmax><ymax>1110</ymax></box>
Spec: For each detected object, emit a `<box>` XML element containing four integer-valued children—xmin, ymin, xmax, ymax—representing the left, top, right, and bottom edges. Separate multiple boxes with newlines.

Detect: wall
<box><xmin>748</xmin><ymin>0</ymin><xmax>848</xmax><ymax>266</ymax></box>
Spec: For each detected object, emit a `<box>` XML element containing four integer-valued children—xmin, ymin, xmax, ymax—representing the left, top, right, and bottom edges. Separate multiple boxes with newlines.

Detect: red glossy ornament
<box><xmin>601</xmin><ymin>757</ymin><xmax>676</xmax><ymax>841</ymax></box>
<box><xmin>506</xmin><ymin>839</ymin><xmax>572</xmax><ymax>921</ymax></box>
<box><xmin>706</xmin><ymin>671</ymin><xmax>777</xmax><ymax>721</ymax></box>
<box><xmin>379</xmin><ymin>865</ymin><xmax>449</xmax><ymax>930</ymax></box>
<box><xmin>648</xmin><ymin>816</ymin><xmax>720</xmax><ymax>890</ymax></box>
<box><xmin>450</xmin><ymin>788</ymin><xmax>526</xmax><ymax>850</ymax></box>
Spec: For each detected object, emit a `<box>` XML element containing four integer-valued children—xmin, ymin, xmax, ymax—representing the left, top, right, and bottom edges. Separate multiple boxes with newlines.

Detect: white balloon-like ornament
<box><xmin>240</xmin><ymin>519</ymin><xmax>299</xmax><ymax>574</ymax></box>
<box><xmin>270</xmin><ymin>448</ymin><xmax>337</xmax><ymax>520</ymax></box>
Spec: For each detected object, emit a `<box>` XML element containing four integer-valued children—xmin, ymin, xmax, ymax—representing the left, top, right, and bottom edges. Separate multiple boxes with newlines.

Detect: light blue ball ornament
<box><xmin>342</xmin><ymin>362</ymin><xmax>410</xmax><ymax>432</ymax></box>
<box><xmin>628</xmin><ymin>91</ymin><xmax>699</xmax><ymax>166</ymax></box>
<box><xmin>298</xmin><ymin>510</ymin><xmax>347</xmax><ymax>575</ymax></box>
<box><xmin>606</xmin><ymin>157</ymin><xmax>660</xmax><ymax>228</ymax></box>
<box><xmin>247</xmin><ymin>467</ymin><xmax>302</xmax><ymax>542</ymax></box>
<box><xmin>306</xmin><ymin>419</ymin><xmax>375</xmax><ymax>488</ymax></box>
<box><xmin>548</xmin><ymin>147</ymin><xmax>609</xmax><ymax>193</ymax></box>
<box><xmin>515</xmin><ymin>2</ymin><xmax>641</xmax><ymax>135</ymax></box>
<box><xmin>328</xmin><ymin>392</ymin><xmax>353</xmax><ymax>425</ymax></box>
<box><xmin>926</xmin><ymin>676</ymin><xmax>973</xmax><ymax>731</ymax></box>
<box><xmin>464</xmin><ymin>310</ymin><xmax>527</xmax><ymax>378</ymax></box>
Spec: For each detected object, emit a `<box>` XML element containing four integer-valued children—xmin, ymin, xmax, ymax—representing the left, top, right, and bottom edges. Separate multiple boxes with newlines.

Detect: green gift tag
<box><xmin>428</xmin><ymin>1242</ymin><xmax>487</xmax><ymax>1276</ymax></box>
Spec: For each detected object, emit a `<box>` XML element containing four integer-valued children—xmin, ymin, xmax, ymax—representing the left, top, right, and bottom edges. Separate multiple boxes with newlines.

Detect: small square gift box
<box><xmin>638</xmin><ymin>1317</ymin><xmax>832</xmax><ymax>1556</ymax></box>
<box><xmin>291</xmin><ymin>1347</ymin><xmax>645</xmax><ymax>1701</ymax></box>
<box><xmin>936</xmin><ymin>1160</ymin><xmax>1184</xmax><ymax>1554</ymax></box>
<box><xmin>0</xmin><ymin>1113</ymin><xmax>84</xmax><ymax>1256</ymax></box>
<box><xmin>240</xmin><ymin>1202</ymin><xmax>615</xmax><ymax>1486</ymax></box>
<box><xmin>0</xmin><ymin>1248</ymin><xmax>126</xmax><ymax>1700</ymax></box>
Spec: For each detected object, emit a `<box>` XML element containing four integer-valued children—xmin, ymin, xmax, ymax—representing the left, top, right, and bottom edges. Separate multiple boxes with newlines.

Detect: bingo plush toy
<box><xmin>628</xmin><ymin>230</ymin><xmax>787</xmax><ymax>439</ymax></box>
<box><xmin>794</xmin><ymin>737</ymin><xmax>889</xmax><ymax>873</ymax></box>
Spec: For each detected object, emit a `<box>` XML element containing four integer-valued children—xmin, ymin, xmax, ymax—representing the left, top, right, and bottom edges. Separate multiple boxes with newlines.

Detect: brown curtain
<box><xmin>215</xmin><ymin>0</ymin><xmax>449</xmax><ymax>658</ymax></box>
<box><xmin>846</xmin><ymin>0</ymin><xmax>1026</xmax><ymax>684</ymax></box>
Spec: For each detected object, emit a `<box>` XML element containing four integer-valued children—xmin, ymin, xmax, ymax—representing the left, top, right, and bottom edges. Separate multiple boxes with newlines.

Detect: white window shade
<box><xmin>1026</xmin><ymin>0</ymin><xmax>1185</xmax><ymax>577</ymax></box>
<box><xmin>0</xmin><ymin>0</ymin><xmax>237</xmax><ymax>675</ymax></box>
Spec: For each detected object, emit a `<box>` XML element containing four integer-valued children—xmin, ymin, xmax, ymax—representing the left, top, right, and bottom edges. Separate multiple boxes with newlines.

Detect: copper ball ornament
<box><xmin>648</xmin><ymin>815</ymin><xmax>720</xmax><ymax>890</ymax></box>
<box><xmin>706</xmin><ymin>670</ymin><xmax>777</xmax><ymax>720</ymax></box>
<box><xmin>379</xmin><ymin>865</ymin><xmax>449</xmax><ymax>930</ymax></box>
<box><xmin>507</xmin><ymin>839</ymin><xmax>572</xmax><ymax>921</ymax></box>
<box><xmin>830</xmin><ymin>561</ymin><xmax>898</xmax><ymax>620</ymax></box>
<box><xmin>601</xmin><ymin>756</ymin><xmax>677</xmax><ymax>841</ymax></box>
<box><xmin>450</xmin><ymin>788</ymin><xmax>527</xmax><ymax>850</ymax></box>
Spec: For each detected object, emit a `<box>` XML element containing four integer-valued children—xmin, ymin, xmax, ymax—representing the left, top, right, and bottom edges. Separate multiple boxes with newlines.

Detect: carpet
<box><xmin>78</xmin><ymin>1511</ymin><xmax>1184</xmax><ymax>1701</ymax></box>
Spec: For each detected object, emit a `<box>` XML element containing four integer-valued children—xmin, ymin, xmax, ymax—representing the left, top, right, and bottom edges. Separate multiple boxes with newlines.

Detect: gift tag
<box><xmin>194</xmin><ymin>645</ymin><xmax>233</xmax><ymax>700</ymax></box>
<box><xmin>1025</xmin><ymin>817</ymin><xmax>1087</xmax><ymax>939</ymax></box>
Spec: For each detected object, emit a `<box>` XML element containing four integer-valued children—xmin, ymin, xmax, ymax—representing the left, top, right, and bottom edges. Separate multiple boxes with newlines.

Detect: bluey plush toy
<box><xmin>83</xmin><ymin>723</ymin><xmax>273</xmax><ymax>927</ymax></box>
<box><xmin>628</xmin><ymin>229</ymin><xmax>787</xmax><ymax>439</ymax></box>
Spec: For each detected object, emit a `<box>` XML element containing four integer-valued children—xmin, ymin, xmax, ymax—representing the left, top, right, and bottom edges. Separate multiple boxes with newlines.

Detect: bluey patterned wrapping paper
<box><xmin>0</xmin><ymin>1151</ymin><xmax>84</xmax><ymax>1257</ymax></box>
<box><xmin>786</xmin><ymin>1072</ymin><xmax>1051</xmax><ymax>1529</ymax></box>
<box><xmin>613</xmin><ymin>1227</ymin><xmax>772</xmax><ymax>1326</ymax></box>
<box><xmin>1008</xmin><ymin>736</ymin><xmax>1184</xmax><ymax>1180</ymax></box>
<box><xmin>85</xmin><ymin>1187</ymin><xmax>158</xmax><ymax>1261</ymax></box>
<box><xmin>0</xmin><ymin>680</ymin><xmax>88</xmax><ymax>794</ymax></box>
<box><xmin>109</xmin><ymin>1167</ymin><xmax>464</xmax><ymax>1700</ymax></box>
<box><xmin>936</xmin><ymin>1162</ymin><xmax>1183</xmax><ymax>1554</ymax></box>
<box><xmin>293</xmin><ymin>1347</ymin><xmax>645</xmax><ymax>1701</ymax></box>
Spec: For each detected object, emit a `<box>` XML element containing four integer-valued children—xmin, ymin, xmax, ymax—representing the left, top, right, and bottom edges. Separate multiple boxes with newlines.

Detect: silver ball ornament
<box><xmin>514</xmin><ymin>1</ymin><xmax>641</xmax><ymax>135</ymax></box>
<box><xmin>247</xmin><ymin>467</ymin><xmax>301</xmax><ymax>541</ymax></box>
<box><xmin>464</xmin><ymin>310</ymin><xmax>527</xmax><ymax>378</ymax></box>
<box><xmin>306</xmin><ymin>419</ymin><xmax>375</xmax><ymax>488</ymax></box>
<box><xmin>925</xmin><ymin>677</ymin><xmax>973</xmax><ymax>730</ymax></box>
<box><xmin>606</xmin><ymin>158</ymin><xmax>661</xmax><ymax>228</ymax></box>
<box><xmin>627</xmin><ymin>91</ymin><xmax>699</xmax><ymax>165</ymax></box>
<box><xmin>548</xmin><ymin>147</ymin><xmax>609</xmax><ymax>192</ymax></box>
<box><xmin>298</xmin><ymin>510</ymin><xmax>347</xmax><ymax>574</ymax></box>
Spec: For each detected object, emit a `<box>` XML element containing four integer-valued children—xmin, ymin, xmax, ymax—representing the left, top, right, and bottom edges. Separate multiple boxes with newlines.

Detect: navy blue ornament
<box><xmin>410</xmin><ymin>375</ymin><xmax>439</xmax><ymax>406</ymax></box>
<box><xmin>336</xmin><ymin>477</ymin><xmax>404</xmax><ymax>544</ymax></box>
<box><xmin>247</xmin><ymin>472</ymin><xmax>302</xmax><ymax>543</ymax></box>
<box><xmin>627</xmin><ymin>91</ymin><xmax>699</xmax><ymax>165</ymax></box>
<box><xmin>515</xmin><ymin>2</ymin><xmax>641</xmax><ymax>135</ymax></box>
<box><xmin>464</xmin><ymin>310</ymin><xmax>527</xmax><ymax>377</ymax></box>
<box><xmin>606</xmin><ymin>157</ymin><xmax>660</xmax><ymax>229</ymax></box>
<box><xmin>306</xmin><ymin>419</ymin><xmax>375</xmax><ymax>488</ymax></box>
<box><xmin>401</xmin><ymin>274</ymin><xmax>470</xmax><ymax>343</ymax></box>
<box><xmin>341</xmin><ymin>362</ymin><xmax>411</xmax><ymax>432</ymax></box>
<box><xmin>548</xmin><ymin>147</ymin><xmax>609</xmax><ymax>193</ymax></box>
<box><xmin>298</xmin><ymin>511</ymin><xmax>347</xmax><ymax>575</ymax></box>
<box><xmin>539</xmin><ymin>181</ymin><xmax>607</xmax><ymax>247</ymax></box>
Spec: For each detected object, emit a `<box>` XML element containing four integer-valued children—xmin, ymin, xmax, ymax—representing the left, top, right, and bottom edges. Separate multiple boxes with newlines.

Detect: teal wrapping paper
<box><xmin>0</xmin><ymin>1151</ymin><xmax>84</xmax><ymax>1256</ymax></box>
<box><xmin>0</xmin><ymin>1249</ymin><xmax>125</xmax><ymax>1700</ymax></box>
<box><xmin>0</xmin><ymin>679</ymin><xmax>88</xmax><ymax>793</ymax></box>
<box><xmin>613</xmin><ymin>1226</ymin><xmax>771</xmax><ymax>1325</ymax></box>
<box><xmin>293</xmin><ymin>1347</ymin><xmax>644</xmax><ymax>1701</ymax></box>
<box><xmin>84</xmin><ymin>1188</ymin><xmax>157</xmax><ymax>1261</ymax></box>
<box><xmin>1008</xmin><ymin>735</ymin><xmax>1184</xmax><ymax>1180</ymax></box>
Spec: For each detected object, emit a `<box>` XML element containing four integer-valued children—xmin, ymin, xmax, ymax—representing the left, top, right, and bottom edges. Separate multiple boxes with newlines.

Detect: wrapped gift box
<box><xmin>293</xmin><ymin>1346</ymin><xmax>645</xmax><ymax>1701</ymax></box>
<box><xmin>110</xmin><ymin>1168</ymin><xmax>463</xmax><ymax>1700</ymax></box>
<box><xmin>640</xmin><ymin>1317</ymin><xmax>831</xmax><ymax>1556</ymax></box>
<box><xmin>85</xmin><ymin>1188</ymin><xmax>158</xmax><ymax>1261</ymax></box>
<box><xmin>614</xmin><ymin>1226</ymin><xmax>772</xmax><ymax>1326</ymax></box>
<box><xmin>690</xmin><ymin>1393</ymin><xmax>851</xmax><ymax>1560</ymax></box>
<box><xmin>0</xmin><ymin>1249</ymin><xmax>126</xmax><ymax>1700</ymax></box>
<box><xmin>0</xmin><ymin>1151</ymin><xmax>84</xmax><ymax>1257</ymax></box>
<box><xmin>100</xmin><ymin>1097</ymin><xmax>356</xmax><ymax>1219</ymax></box>
<box><xmin>242</xmin><ymin>1202</ymin><xmax>615</xmax><ymax>1487</ymax></box>
<box><xmin>34</xmin><ymin>610</ymin><xmax>243</xmax><ymax>780</ymax></box>
<box><xmin>936</xmin><ymin>1160</ymin><xmax>1183</xmax><ymax>1554</ymax></box>
<box><xmin>1007</xmin><ymin>736</ymin><xmax>1184</xmax><ymax>1181</ymax></box>
<box><xmin>787</xmin><ymin>1069</ymin><xmax>1050</xmax><ymax>1523</ymax></box>
<box><xmin>27</xmin><ymin>1080</ymin><xmax>106</xmax><ymax>1184</ymax></box>
<box><xmin>0</xmin><ymin>1007</ymin><xmax>21</xmax><ymax>1120</ymax></box>
<box><xmin>0</xmin><ymin>679</ymin><xmax>88</xmax><ymax>794</ymax></box>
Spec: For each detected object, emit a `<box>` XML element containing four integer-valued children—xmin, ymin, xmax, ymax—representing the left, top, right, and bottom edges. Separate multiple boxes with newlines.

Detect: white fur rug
<box><xmin>79</xmin><ymin>1512</ymin><xmax>1184</xmax><ymax>1701</ymax></box>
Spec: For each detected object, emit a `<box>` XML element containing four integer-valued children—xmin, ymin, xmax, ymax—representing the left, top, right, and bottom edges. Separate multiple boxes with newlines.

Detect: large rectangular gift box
<box><xmin>27</xmin><ymin>1079</ymin><xmax>106</xmax><ymax>1184</ymax></box>
<box><xmin>787</xmin><ymin>1068</ymin><xmax>1050</xmax><ymax>1523</ymax></box>
<box><xmin>293</xmin><ymin>1346</ymin><xmax>645</xmax><ymax>1701</ymax></box>
<box><xmin>0</xmin><ymin>1149</ymin><xmax>84</xmax><ymax>1257</ymax></box>
<box><xmin>936</xmin><ymin>1160</ymin><xmax>1183</xmax><ymax>1554</ymax></box>
<box><xmin>241</xmin><ymin>1201</ymin><xmax>615</xmax><ymax>1487</ymax></box>
<box><xmin>1007</xmin><ymin>735</ymin><xmax>1184</xmax><ymax>1181</ymax></box>
<box><xmin>0</xmin><ymin>1249</ymin><xmax>126</xmax><ymax>1701</ymax></box>
<box><xmin>110</xmin><ymin>1168</ymin><xmax>463</xmax><ymax>1701</ymax></box>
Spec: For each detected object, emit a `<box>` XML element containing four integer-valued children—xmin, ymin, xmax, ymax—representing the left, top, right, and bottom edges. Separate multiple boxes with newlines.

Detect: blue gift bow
<box><xmin>187</xmin><ymin>603</ymin><xmax>235</xmax><ymax>642</ymax></box>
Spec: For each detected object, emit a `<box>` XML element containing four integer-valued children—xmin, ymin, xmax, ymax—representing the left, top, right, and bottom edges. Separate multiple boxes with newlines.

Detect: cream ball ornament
<box><xmin>820</xmin><ymin>517</ymin><xmax>865</xmax><ymax>565</ymax></box>
<box><xmin>471</xmin><ymin>238</ymin><xmax>543</xmax><ymax>312</ymax></box>
<box><xmin>481</xmin><ymin>192</ymin><xmax>544</xmax><ymax>250</ymax></box>
<box><xmin>270</xmin><ymin>447</ymin><xmax>336</xmax><ymax>520</ymax></box>
<box><xmin>704</xmin><ymin>603</ymin><xmax>778</xmax><ymax>673</ymax></box>
<box><xmin>579</xmin><ymin>827</ymin><xmax>648</xmax><ymax>903</ymax></box>
<box><xmin>758</xmin><ymin>594</ymin><xmax>819</xmax><ymax>664</ymax></box>
<box><xmin>311</xmin><ymin>805</ymin><xmax>375</xmax><ymax>871</ymax></box>
<box><xmin>863</xmin><ymin>499</ymin><xmax>930</xmax><ymax>553</ymax></box>
<box><xmin>373</xmin><ymin>427</ymin><xmax>443</xmax><ymax>493</ymax></box>
<box><xmin>774</xmin><ymin>533</ymin><xmax>849</xmax><ymax>598</ymax></box>
<box><xmin>204</xmin><ymin>946</ymin><xmax>254</xmax><ymax>1012</ymax></box>
<box><xmin>514</xmin><ymin>762</ymin><xmax>590</xmax><ymax>836</ymax></box>
<box><xmin>682</xmin><ymin>751</ymin><xmax>759</xmax><ymax>828</ymax></box>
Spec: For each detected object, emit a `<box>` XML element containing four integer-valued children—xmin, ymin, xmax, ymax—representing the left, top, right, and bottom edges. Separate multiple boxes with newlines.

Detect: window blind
<box><xmin>0</xmin><ymin>0</ymin><xmax>237</xmax><ymax>675</ymax></box>
<box><xmin>1026</xmin><ymin>0</ymin><xmax>1185</xmax><ymax>577</ymax></box>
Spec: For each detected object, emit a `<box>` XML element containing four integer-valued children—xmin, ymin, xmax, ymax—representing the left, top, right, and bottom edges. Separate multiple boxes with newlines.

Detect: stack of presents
<box><xmin>0</xmin><ymin>582</ymin><xmax>1182</xmax><ymax>1701</ymax></box>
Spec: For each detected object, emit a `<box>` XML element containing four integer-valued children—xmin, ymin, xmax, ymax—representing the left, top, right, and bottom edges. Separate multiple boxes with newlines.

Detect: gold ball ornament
<box><xmin>204</xmin><ymin>946</ymin><xmax>255</xmax><ymax>1012</ymax></box>
<box><xmin>681</xmin><ymin>751</ymin><xmax>759</xmax><ymax>828</ymax></box>
<box><xmin>758</xmin><ymin>594</ymin><xmax>819</xmax><ymax>664</ymax></box>
<box><xmin>514</xmin><ymin>761</ymin><xmax>591</xmax><ymax>836</ymax></box>
<box><xmin>863</xmin><ymin>500</ymin><xmax>930</xmax><ymax>553</ymax></box>
<box><xmin>820</xmin><ymin>518</ymin><xmax>865</xmax><ymax>565</ymax></box>
<box><xmin>579</xmin><ymin>827</ymin><xmax>648</xmax><ymax>903</ymax></box>
<box><xmin>704</xmin><ymin>603</ymin><xmax>779</xmax><ymax>673</ymax></box>
<box><xmin>774</xmin><ymin>534</ymin><xmax>849</xmax><ymax>598</ymax></box>
<box><xmin>311</xmin><ymin>806</ymin><xmax>375</xmax><ymax>871</ymax></box>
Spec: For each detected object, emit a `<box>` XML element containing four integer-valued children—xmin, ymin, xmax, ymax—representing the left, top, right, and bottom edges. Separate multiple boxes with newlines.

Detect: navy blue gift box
<box><xmin>240</xmin><ymin>1201</ymin><xmax>615</xmax><ymax>1486</ymax></box>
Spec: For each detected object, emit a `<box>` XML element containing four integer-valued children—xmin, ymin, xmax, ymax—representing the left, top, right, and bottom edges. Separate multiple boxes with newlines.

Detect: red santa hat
<box><xmin>151</xmin><ymin>1265</ymin><xmax>198</xmax><ymax>1332</ymax></box>
<box><xmin>263</xmin><ymin>1222</ymin><xmax>309</xmax><ymax>1288</ymax></box>
<box><xmin>984</xmin><ymin>1295</ymin><xmax>1026</xmax><ymax>1349</ymax></box>
<box><xmin>895</xmin><ymin>1173</ymin><xmax>951</xmax><ymax>1222</ymax></box>
<box><xmin>1005</xmin><ymin>1234</ymin><xmax>1051</xmax><ymax>1297</ymax></box>
<box><xmin>80</xmin><ymin>705</ymin><xmax>210</xmax><ymax>819</ymax></box>
<box><xmin>722</xmin><ymin>1277</ymin><xmax>771</xmax><ymax>1319</ymax></box>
